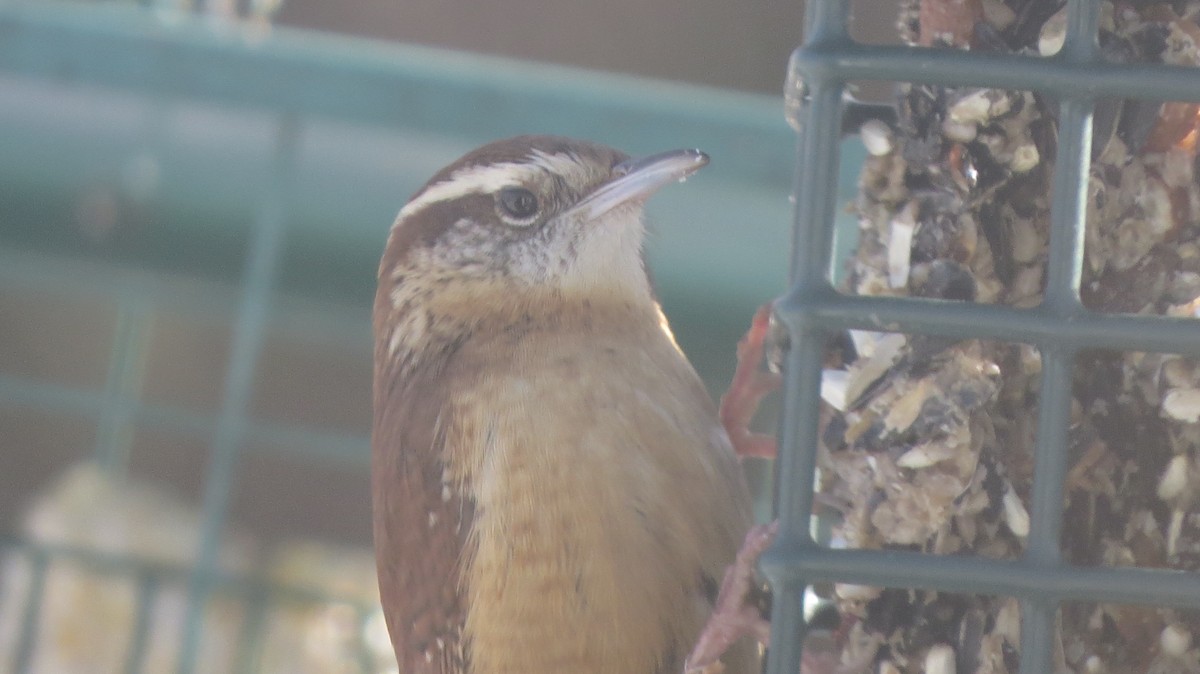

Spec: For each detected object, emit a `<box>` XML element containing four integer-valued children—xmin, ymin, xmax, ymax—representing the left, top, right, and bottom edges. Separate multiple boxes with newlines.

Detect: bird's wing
<box><xmin>373</xmin><ymin>361</ymin><xmax>473</xmax><ymax>674</ymax></box>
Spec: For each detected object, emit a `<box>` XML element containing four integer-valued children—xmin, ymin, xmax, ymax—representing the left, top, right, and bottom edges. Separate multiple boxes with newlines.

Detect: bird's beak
<box><xmin>568</xmin><ymin>148</ymin><xmax>710</xmax><ymax>220</ymax></box>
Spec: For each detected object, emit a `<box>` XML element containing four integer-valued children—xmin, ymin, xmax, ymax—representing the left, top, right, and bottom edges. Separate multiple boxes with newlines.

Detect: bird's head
<box><xmin>378</xmin><ymin>135</ymin><xmax>708</xmax><ymax>309</ymax></box>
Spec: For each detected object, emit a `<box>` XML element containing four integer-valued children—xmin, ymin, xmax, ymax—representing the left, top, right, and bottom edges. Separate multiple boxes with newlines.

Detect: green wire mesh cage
<box><xmin>766</xmin><ymin>1</ymin><xmax>1200</xmax><ymax>673</ymax></box>
<box><xmin>12</xmin><ymin>1</ymin><xmax>1200</xmax><ymax>673</ymax></box>
<box><xmin>0</xmin><ymin>2</ymin><xmax>827</xmax><ymax>672</ymax></box>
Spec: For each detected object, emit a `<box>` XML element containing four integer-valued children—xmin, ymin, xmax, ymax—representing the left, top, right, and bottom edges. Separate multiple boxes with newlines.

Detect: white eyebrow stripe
<box><xmin>394</xmin><ymin>151</ymin><xmax>582</xmax><ymax>224</ymax></box>
<box><xmin>398</xmin><ymin>162</ymin><xmax>527</xmax><ymax>221</ymax></box>
<box><xmin>528</xmin><ymin>149</ymin><xmax>581</xmax><ymax>175</ymax></box>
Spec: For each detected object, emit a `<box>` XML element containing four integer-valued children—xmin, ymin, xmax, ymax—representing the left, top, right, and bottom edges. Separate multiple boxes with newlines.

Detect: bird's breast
<box><xmin>442</xmin><ymin>325</ymin><xmax>751</xmax><ymax>674</ymax></box>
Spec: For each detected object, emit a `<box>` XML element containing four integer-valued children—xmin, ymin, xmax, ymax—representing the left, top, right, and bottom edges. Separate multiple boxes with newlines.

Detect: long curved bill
<box><xmin>568</xmin><ymin>148</ymin><xmax>710</xmax><ymax>220</ymax></box>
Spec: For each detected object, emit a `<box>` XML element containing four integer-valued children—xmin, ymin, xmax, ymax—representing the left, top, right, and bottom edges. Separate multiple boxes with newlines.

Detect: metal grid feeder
<box><xmin>765</xmin><ymin>1</ymin><xmax>1200</xmax><ymax>673</ymax></box>
<box><xmin>0</xmin><ymin>3</ymin><xmax>800</xmax><ymax>672</ymax></box>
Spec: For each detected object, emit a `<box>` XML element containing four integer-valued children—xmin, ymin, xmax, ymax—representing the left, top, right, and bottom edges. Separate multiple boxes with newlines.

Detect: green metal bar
<box><xmin>762</xmin><ymin>2</ymin><xmax>849</xmax><ymax>673</ymax></box>
<box><xmin>94</xmin><ymin>87</ymin><xmax>171</xmax><ymax>481</ymax></box>
<box><xmin>95</xmin><ymin>300</ymin><xmax>154</xmax><ymax>475</ymax></box>
<box><xmin>123</xmin><ymin>572</ymin><xmax>159</xmax><ymax>674</ymax></box>
<box><xmin>1018</xmin><ymin>599</ymin><xmax>1057</xmax><ymax>674</ymax></box>
<box><xmin>791</xmin><ymin>42</ymin><xmax>1200</xmax><ymax>103</ymax></box>
<box><xmin>787</xmin><ymin>296</ymin><xmax>1200</xmax><ymax>357</ymax></box>
<box><xmin>761</xmin><ymin>329</ymin><xmax>824</xmax><ymax>674</ymax></box>
<box><xmin>0</xmin><ymin>1</ymin><xmax>785</xmax><ymax>185</ymax></box>
<box><xmin>355</xmin><ymin>607</ymin><xmax>376</xmax><ymax>674</ymax></box>
<box><xmin>177</xmin><ymin>114</ymin><xmax>299</xmax><ymax>674</ymax></box>
<box><xmin>1020</xmin><ymin>342</ymin><xmax>1077</xmax><ymax>672</ymax></box>
<box><xmin>0</xmin><ymin>249</ymin><xmax>372</xmax><ymax>352</ymax></box>
<box><xmin>764</xmin><ymin>544</ymin><xmax>1200</xmax><ymax>609</ymax></box>
<box><xmin>0</xmin><ymin>374</ymin><xmax>370</xmax><ymax>465</ymax></box>
<box><xmin>1018</xmin><ymin>0</ymin><xmax>1101</xmax><ymax>667</ymax></box>
<box><xmin>233</xmin><ymin>587</ymin><xmax>270</xmax><ymax>674</ymax></box>
<box><xmin>12</xmin><ymin>548</ymin><xmax>49</xmax><ymax>674</ymax></box>
<box><xmin>776</xmin><ymin>79</ymin><xmax>843</xmax><ymax>535</ymax></box>
<box><xmin>0</xmin><ymin>534</ymin><xmax>374</xmax><ymax>610</ymax></box>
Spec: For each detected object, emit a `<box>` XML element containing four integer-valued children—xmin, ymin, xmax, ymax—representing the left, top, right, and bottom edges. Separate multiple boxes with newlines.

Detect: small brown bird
<box><xmin>372</xmin><ymin>135</ymin><xmax>757</xmax><ymax>674</ymax></box>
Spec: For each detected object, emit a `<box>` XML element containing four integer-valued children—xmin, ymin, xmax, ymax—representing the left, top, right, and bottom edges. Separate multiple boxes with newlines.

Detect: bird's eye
<box><xmin>496</xmin><ymin>187</ymin><xmax>540</xmax><ymax>224</ymax></box>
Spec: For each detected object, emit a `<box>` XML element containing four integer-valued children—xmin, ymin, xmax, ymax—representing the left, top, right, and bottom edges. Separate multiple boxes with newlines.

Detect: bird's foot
<box><xmin>685</xmin><ymin>519</ymin><xmax>877</xmax><ymax>674</ymax></box>
<box><xmin>719</xmin><ymin>304</ymin><xmax>781</xmax><ymax>460</ymax></box>
<box><xmin>684</xmin><ymin>522</ymin><xmax>778</xmax><ymax>674</ymax></box>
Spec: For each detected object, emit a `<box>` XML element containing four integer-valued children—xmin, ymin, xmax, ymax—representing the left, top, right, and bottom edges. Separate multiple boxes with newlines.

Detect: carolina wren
<box><xmin>372</xmin><ymin>135</ymin><xmax>757</xmax><ymax>674</ymax></box>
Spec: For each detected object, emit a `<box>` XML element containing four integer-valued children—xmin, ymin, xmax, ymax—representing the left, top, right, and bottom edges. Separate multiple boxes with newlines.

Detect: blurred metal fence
<box><xmin>0</xmin><ymin>2</ymin><xmax>823</xmax><ymax>672</ymax></box>
<box><xmin>764</xmin><ymin>1</ymin><xmax>1200</xmax><ymax>673</ymax></box>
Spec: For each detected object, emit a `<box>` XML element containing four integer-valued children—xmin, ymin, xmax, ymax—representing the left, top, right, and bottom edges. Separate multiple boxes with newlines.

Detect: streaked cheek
<box><xmin>436</xmin><ymin>228</ymin><xmax>504</xmax><ymax>274</ymax></box>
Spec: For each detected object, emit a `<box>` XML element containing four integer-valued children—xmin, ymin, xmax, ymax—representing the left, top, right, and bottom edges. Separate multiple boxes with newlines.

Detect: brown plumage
<box><xmin>372</xmin><ymin>135</ymin><xmax>757</xmax><ymax>674</ymax></box>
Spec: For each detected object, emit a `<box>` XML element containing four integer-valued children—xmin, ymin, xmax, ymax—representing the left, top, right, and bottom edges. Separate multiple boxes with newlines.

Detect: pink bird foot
<box><xmin>719</xmin><ymin>304</ymin><xmax>782</xmax><ymax>460</ymax></box>
<box><xmin>684</xmin><ymin>521</ymin><xmax>778</xmax><ymax>674</ymax></box>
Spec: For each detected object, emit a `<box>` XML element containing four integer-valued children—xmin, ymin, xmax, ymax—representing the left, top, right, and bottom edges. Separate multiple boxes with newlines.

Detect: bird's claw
<box><xmin>719</xmin><ymin>304</ymin><xmax>781</xmax><ymax>460</ymax></box>
<box><xmin>684</xmin><ymin>522</ymin><xmax>779</xmax><ymax>674</ymax></box>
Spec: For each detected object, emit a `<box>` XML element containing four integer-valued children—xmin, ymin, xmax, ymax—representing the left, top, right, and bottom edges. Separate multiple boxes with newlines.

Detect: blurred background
<box><xmin>0</xmin><ymin>0</ymin><xmax>893</xmax><ymax>671</ymax></box>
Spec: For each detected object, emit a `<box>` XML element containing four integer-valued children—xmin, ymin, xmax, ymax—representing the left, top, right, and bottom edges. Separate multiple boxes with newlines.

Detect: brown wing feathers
<box><xmin>372</xmin><ymin>352</ymin><xmax>473</xmax><ymax>674</ymax></box>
